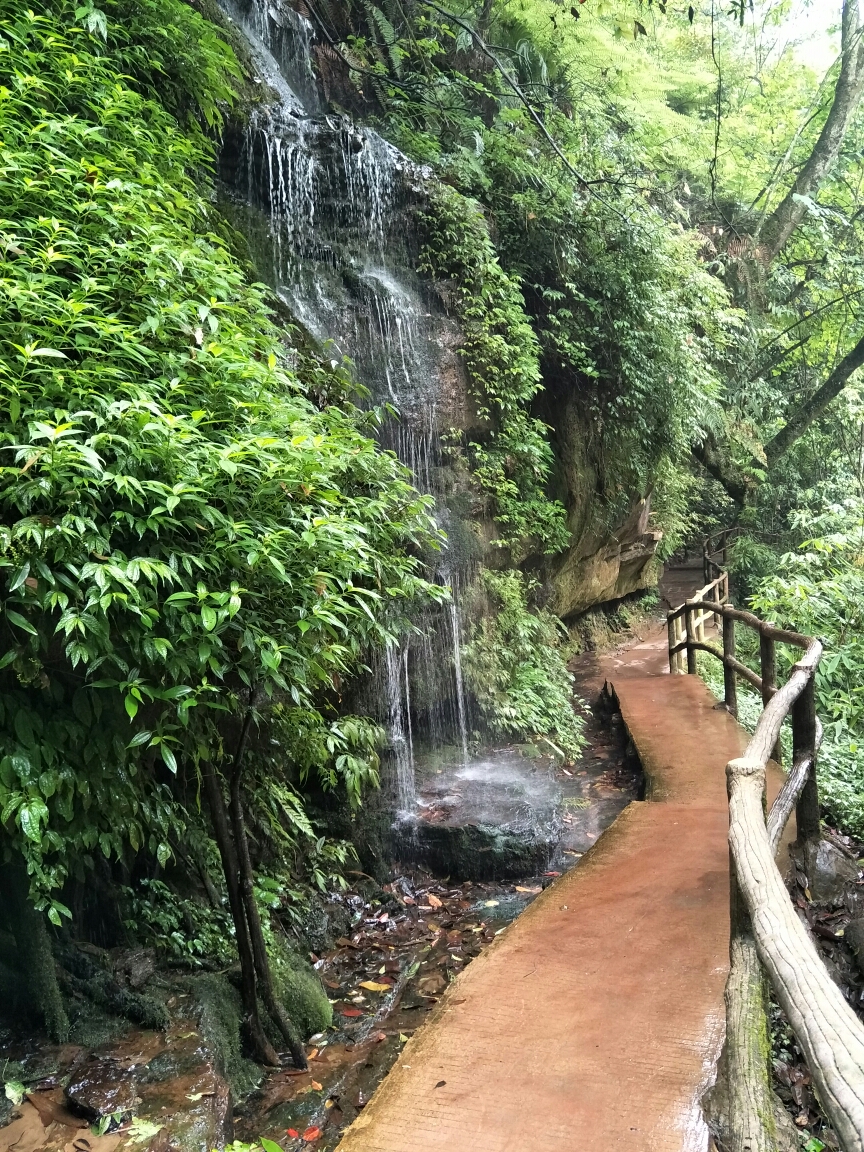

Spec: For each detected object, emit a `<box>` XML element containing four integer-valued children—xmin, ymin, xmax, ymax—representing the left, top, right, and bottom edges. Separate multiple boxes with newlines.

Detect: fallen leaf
<box><xmin>323</xmin><ymin>980</ymin><xmax>341</xmax><ymax>989</ymax></box>
<box><xmin>359</xmin><ymin>981</ymin><xmax>391</xmax><ymax>992</ymax></box>
<box><xmin>434</xmin><ymin>1080</ymin><xmax>446</xmax><ymax>1088</ymax></box>
<box><xmin>427</xmin><ymin>894</ymin><xmax>443</xmax><ymax>908</ymax></box>
<box><xmin>515</xmin><ymin>886</ymin><xmax>541</xmax><ymax>894</ymax></box>
<box><xmin>399</xmin><ymin>1033</ymin><xmax>409</xmax><ymax>1042</ymax></box>
<box><xmin>483</xmin><ymin>900</ymin><xmax>499</xmax><ymax>907</ymax></box>
<box><xmin>324</xmin><ymin>1099</ymin><xmax>334</xmax><ymax>1109</ymax></box>
<box><xmin>311</xmin><ymin>1079</ymin><xmax>323</xmax><ymax>1090</ymax></box>
<box><xmin>302</xmin><ymin>1127</ymin><xmax>322</xmax><ymax>1142</ymax></box>
<box><xmin>287</xmin><ymin>1130</ymin><xmax>300</xmax><ymax>1139</ymax></box>
<box><xmin>544</xmin><ymin>871</ymin><xmax>561</xmax><ymax>877</ymax></box>
<box><xmin>372</xmin><ymin>1030</ymin><xmax>388</xmax><ymax>1042</ymax></box>
<box><xmin>340</xmin><ymin>1006</ymin><xmax>364</xmax><ymax>1017</ymax></box>
<box><xmin>308</xmin><ymin>1048</ymin><xmax>319</xmax><ymax>1060</ymax></box>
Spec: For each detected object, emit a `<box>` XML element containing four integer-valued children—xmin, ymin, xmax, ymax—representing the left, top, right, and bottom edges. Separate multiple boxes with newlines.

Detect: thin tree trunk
<box><xmin>691</xmin><ymin>429</ymin><xmax>751</xmax><ymax>506</ymax></box>
<box><xmin>759</xmin><ymin>0</ymin><xmax>864</xmax><ymax>264</ymax></box>
<box><xmin>229</xmin><ymin>713</ymin><xmax>308</xmax><ymax>1070</ymax></box>
<box><xmin>764</xmin><ymin>331</ymin><xmax>864</xmax><ymax>465</ymax></box>
<box><xmin>202</xmin><ymin>762</ymin><xmax>280</xmax><ymax>1067</ymax></box>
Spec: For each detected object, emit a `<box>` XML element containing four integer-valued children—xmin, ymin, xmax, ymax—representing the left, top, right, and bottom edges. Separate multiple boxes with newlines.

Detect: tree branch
<box><xmin>759</xmin><ymin>0</ymin><xmax>864</xmax><ymax>264</ymax></box>
<box><xmin>764</xmin><ymin>330</ymin><xmax>864</xmax><ymax>464</ymax></box>
<box><xmin>691</xmin><ymin>429</ymin><xmax>752</xmax><ymax>505</ymax></box>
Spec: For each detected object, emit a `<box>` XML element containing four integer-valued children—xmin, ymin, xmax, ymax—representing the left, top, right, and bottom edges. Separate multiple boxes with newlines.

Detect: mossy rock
<box><xmin>271</xmin><ymin>939</ymin><xmax>332</xmax><ymax>1038</ymax></box>
<box><xmin>191</xmin><ymin>972</ymin><xmax>262</xmax><ymax>1100</ymax></box>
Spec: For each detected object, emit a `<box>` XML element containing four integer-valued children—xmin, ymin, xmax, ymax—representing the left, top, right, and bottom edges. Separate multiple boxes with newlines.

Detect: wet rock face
<box><xmin>803</xmin><ymin>838</ymin><xmax>859</xmax><ymax>905</ymax></box>
<box><xmin>66</xmin><ymin>1053</ymin><xmax>142</xmax><ymax>1119</ymax></box>
<box><xmin>398</xmin><ymin>750</ymin><xmax>564</xmax><ymax>881</ymax></box>
<box><xmin>52</xmin><ymin>1024</ymin><xmax>233</xmax><ymax>1150</ymax></box>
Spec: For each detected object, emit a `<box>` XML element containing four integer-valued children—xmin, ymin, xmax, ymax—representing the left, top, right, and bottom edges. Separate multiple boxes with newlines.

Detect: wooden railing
<box><xmin>667</xmin><ymin>538</ymin><xmax>864</xmax><ymax>1151</ymax></box>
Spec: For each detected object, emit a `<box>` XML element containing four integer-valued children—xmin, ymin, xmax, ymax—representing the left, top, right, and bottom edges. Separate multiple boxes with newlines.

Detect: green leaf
<box><xmin>4</xmin><ymin>1080</ymin><xmax>25</xmax><ymax>1106</ymax></box>
<box><xmin>261</xmin><ymin>1140</ymin><xmax>284</xmax><ymax>1152</ymax></box>
<box><xmin>14</xmin><ymin>710</ymin><xmax>36</xmax><ymax>749</ymax></box>
<box><xmin>8</xmin><ymin>563</ymin><xmax>30</xmax><ymax>591</ymax></box>
<box><xmin>156</xmin><ymin>842</ymin><xmax>172</xmax><ymax>867</ymax></box>
<box><xmin>160</xmin><ymin>744</ymin><xmax>178</xmax><ymax>773</ymax></box>
<box><xmin>19</xmin><ymin>797</ymin><xmax>48</xmax><ymax>842</ymax></box>
<box><xmin>200</xmin><ymin>605</ymin><xmax>217</xmax><ymax>631</ymax></box>
<box><xmin>127</xmin><ymin>730</ymin><xmax>153</xmax><ymax>748</ymax></box>
<box><xmin>5</xmin><ymin>610</ymin><xmax>37</xmax><ymax>635</ymax></box>
<box><xmin>29</xmin><ymin>347</ymin><xmax>68</xmax><ymax>359</ymax></box>
<box><xmin>125</xmin><ymin>694</ymin><xmax>139</xmax><ymax>719</ymax></box>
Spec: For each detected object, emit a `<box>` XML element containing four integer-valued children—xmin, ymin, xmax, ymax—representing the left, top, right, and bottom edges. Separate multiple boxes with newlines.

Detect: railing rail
<box><xmin>666</xmin><ymin>535</ymin><xmax>864</xmax><ymax>1151</ymax></box>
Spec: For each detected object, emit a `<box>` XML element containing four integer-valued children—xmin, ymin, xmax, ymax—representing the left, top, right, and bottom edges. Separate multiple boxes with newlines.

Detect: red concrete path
<box><xmin>336</xmin><ymin>612</ymin><xmax>789</xmax><ymax>1152</ymax></box>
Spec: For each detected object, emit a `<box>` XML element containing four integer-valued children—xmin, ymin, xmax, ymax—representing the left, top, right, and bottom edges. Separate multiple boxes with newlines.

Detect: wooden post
<box><xmin>667</xmin><ymin>614</ymin><xmax>677</xmax><ymax>675</ymax></box>
<box><xmin>793</xmin><ymin>675</ymin><xmax>820</xmax><ymax>844</ymax></box>
<box><xmin>723</xmin><ymin>613</ymin><xmax>737</xmax><ymax>717</ymax></box>
<box><xmin>676</xmin><ymin>615</ymin><xmax>685</xmax><ymax>674</ymax></box>
<box><xmin>760</xmin><ymin>631</ymin><xmax>781</xmax><ymax>765</ymax></box>
<box><xmin>685</xmin><ymin>602</ymin><xmax>697</xmax><ymax>675</ymax></box>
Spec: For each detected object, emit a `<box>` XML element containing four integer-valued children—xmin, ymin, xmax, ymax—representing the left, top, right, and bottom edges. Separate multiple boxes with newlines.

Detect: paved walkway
<box><xmin>336</xmin><ymin>590</ymin><xmax>790</xmax><ymax>1152</ymax></box>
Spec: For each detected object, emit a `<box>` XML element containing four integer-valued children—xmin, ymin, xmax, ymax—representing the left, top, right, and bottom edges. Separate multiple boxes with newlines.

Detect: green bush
<box><xmin>462</xmin><ymin>570</ymin><xmax>583</xmax><ymax>758</ymax></box>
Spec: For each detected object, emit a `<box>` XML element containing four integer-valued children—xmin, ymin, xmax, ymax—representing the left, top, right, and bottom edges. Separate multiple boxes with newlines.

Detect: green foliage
<box><xmin>0</xmin><ymin>0</ymin><xmax>443</xmax><ymax>918</ymax></box>
<box><xmin>749</xmin><ymin>502</ymin><xmax>864</xmax><ymax>834</ymax></box>
<box><xmin>727</xmin><ymin>535</ymin><xmax>780</xmax><ymax>603</ymax></box>
<box><xmin>419</xmin><ymin>184</ymin><xmax>568</xmax><ymax>555</ymax></box>
<box><xmin>461</xmin><ymin>569</ymin><xmax>584</xmax><ymax>758</ymax></box>
<box><xmin>123</xmin><ymin>879</ymin><xmax>235</xmax><ymax>966</ymax></box>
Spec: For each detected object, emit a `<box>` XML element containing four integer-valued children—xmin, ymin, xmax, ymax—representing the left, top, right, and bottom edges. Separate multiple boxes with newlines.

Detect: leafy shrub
<box><xmin>748</xmin><ymin>502</ymin><xmax>864</xmax><ymax>834</ymax></box>
<box><xmin>0</xmin><ymin>0</ymin><xmax>442</xmax><ymax>922</ymax></box>
<box><xmin>461</xmin><ymin>570</ymin><xmax>583</xmax><ymax>758</ymax></box>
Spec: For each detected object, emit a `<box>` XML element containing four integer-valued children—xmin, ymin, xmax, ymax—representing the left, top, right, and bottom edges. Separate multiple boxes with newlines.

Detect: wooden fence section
<box><xmin>667</xmin><ymin>542</ymin><xmax>864</xmax><ymax>1151</ymax></box>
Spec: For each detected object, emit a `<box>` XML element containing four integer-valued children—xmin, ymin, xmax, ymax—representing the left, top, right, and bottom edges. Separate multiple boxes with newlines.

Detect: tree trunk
<box><xmin>201</xmin><ymin>762</ymin><xmax>280</xmax><ymax>1067</ymax></box>
<box><xmin>0</xmin><ymin>861</ymin><xmax>69</xmax><ymax>1042</ymax></box>
<box><xmin>764</xmin><ymin>330</ymin><xmax>864</xmax><ymax>466</ymax></box>
<box><xmin>228</xmin><ymin>738</ymin><xmax>307</xmax><ymax>1070</ymax></box>
<box><xmin>691</xmin><ymin>429</ymin><xmax>752</xmax><ymax>506</ymax></box>
<box><xmin>759</xmin><ymin>0</ymin><xmax>864</xmax><ymax>264</ymax></box>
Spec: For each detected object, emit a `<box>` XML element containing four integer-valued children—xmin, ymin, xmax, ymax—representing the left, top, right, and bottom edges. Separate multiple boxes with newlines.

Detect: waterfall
<box><xmin>217</xmin><ymin>0</ymin><xmax>475</xmax><ymax>815</ymax></box>
<box><xmin>449</xmin><ymin>596</ymin><xmax>470</xmax><ymax>768</ymax></box>
<box><xmin>386</xmin><ymin>643</ymin><xmax>416</xmax><ymax>817</ymax></box>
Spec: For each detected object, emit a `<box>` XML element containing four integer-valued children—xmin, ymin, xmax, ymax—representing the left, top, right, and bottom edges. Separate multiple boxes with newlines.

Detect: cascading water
<box><xmin>448</xmin><ymin>597</ymin><xmax>470</xmax><ymax>769</ymax></box>
<box><xmin>217</xmin><ymin>0</ymin><xmax>474</xmax><ymax>818</ymax></box>
<box><xmin>385</xmin><ymin>644</ymin><xmax>416</xmax><ymax>817</ymax></box>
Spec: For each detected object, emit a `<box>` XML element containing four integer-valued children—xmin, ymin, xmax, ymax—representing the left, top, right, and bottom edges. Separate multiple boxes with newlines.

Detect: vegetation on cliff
<box><xmin>6</xmin><ymin>0</ymin><xmax>864</xmax><ymax>1117</ymax></box>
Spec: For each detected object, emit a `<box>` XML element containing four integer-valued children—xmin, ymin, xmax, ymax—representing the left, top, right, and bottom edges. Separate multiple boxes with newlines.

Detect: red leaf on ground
<box><xmin>340</xmin><ymin>1006</ymin><xmax>364</xmax><ymax>1017</ymax></box>
<box><xmin>302</xmin><ymin>1126</ymin><xmax>322</xmax><ymax>1142</ymax></box>
<box><xmin>544</xmin><ymin>871</ymin><xmax>561</xmax><ymax>877</ymax></box>
<box><xmin>287</xmin><ymin>1130</ymin><xmax>300</xmax><ymax>1139</ymax></box>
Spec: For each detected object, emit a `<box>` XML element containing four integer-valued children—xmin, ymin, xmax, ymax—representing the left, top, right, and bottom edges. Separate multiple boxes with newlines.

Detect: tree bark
<box><xmin>759</xmin><ymin>0</ymin><xmax>864</xmax><ymax>265</ymax></box>
<box><xmin>0</xmin><ymin>861</ymin><xmax>69</xmax><ymax>1042</ymax></box>
<box><xmin>691</xmin><ymin>430</ymin><xmax>752</xmax><ymax>506</ymax></box>
<box><xmin>201</xmin><ymin>762</ymin><xmax>281</xmax><ymax>1067</ymax></box>
<box><xmin>228</xmin><ymin>713</ymin><xmax>308</xmax><ymax>1070</ymax></box>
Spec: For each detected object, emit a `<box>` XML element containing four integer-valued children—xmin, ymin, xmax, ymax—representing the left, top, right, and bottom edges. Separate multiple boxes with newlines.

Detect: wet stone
<box><xmin>65</xmin><ymin>1053</ymin><xmax>140</xmax><ymax>1118</ymax></box>
<box><xmin>804</xmin><ymin>838</ymin><xmax>859</xmax><ymax>905</ymax></box>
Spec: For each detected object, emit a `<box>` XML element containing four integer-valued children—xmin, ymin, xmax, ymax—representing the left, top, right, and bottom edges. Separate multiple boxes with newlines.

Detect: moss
<box><xmin>191</xmin><ymin>973</ymin><xmax>261</xmax><ymax>1100</ymax></box>
<box><xmin>0</xmin><ymin>863</ymin><xmax>69</xmax><ymax>1042</ymax></box>
<box><xmin>270</xmin><ymin>938</ymin><xmax>333</xmax><ymax>1038</ymax></box>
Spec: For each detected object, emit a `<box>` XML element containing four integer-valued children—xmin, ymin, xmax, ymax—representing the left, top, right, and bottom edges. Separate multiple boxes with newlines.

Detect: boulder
<box><xmin>803</xmin><ymin>838</ymin><xmax>859</xmax><ymax>905</ymax></box>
